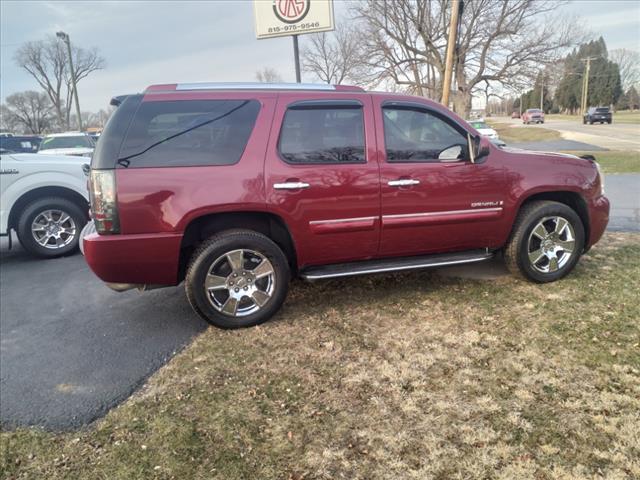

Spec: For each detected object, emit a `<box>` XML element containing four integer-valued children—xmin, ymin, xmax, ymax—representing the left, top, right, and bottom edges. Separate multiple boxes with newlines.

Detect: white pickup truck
<box><xmin>0</xmin><ymin>152</ymin><xmax>89</xmax><ymax>258</ymax></box>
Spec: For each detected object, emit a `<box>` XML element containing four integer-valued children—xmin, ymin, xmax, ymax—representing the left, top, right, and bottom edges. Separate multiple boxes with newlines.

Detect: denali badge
<box><xmin>0</xmin><ymin>169</ymin><xmax>19</xmax><ymax>175</ymax></box>
<box><xmin>471</xmin><ymin>201</ymin><xmax>504</xmax><ymax>208</ymax></box>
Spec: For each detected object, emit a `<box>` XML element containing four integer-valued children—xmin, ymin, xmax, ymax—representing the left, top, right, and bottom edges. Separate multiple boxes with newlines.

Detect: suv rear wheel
<box><xmin>16</xmin><ymin>197</ymin><xmax>87</xmax><ymax>258</ymax></box>
<box><xmin>185</xmin><ymin>229</ymin><xmax>290</xmax><ymax>328</ymax></box>
<box><xmin>504</xmin><ymin>201</ymin><xmax>585</xmax><ymax>283</ymax></box>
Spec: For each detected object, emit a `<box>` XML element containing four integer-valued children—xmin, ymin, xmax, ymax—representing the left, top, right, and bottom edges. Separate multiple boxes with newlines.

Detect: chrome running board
<box><xmin>300</xmin><ymin>249</ymin><xmax>494</xmax><ymax>281</ymax></box>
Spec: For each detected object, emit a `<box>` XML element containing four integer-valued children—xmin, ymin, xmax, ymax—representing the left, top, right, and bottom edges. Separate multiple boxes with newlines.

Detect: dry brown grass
<box><xmin>2</xmin><ymin>233</ymin><xmax>639</xmax><ymax>480</ymax></box>
<box><xmin>489</xmin><ymin>122</ymin><xmax>563</xmax><ymax>143</ymax></box>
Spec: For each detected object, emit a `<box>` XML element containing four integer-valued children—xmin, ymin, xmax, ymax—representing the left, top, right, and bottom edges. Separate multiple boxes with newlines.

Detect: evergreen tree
<box><xmin>554</xmin><ymin>37</ymin><xmax>622</xmax><ymax>113</ymax></box>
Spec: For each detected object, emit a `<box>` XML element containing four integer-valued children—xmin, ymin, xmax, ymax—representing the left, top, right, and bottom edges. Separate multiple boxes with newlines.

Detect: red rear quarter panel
<box><xmin>116</xmin><ymin>91</ymin><xmax>277</xmax><ymax>234</ymax></box>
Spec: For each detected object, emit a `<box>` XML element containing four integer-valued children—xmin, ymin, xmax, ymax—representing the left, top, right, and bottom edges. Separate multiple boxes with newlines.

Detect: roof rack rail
<box><xmin>144</xmin><ymin>82</ymin><xmax>365</xmax><ymax>92</ymax></box>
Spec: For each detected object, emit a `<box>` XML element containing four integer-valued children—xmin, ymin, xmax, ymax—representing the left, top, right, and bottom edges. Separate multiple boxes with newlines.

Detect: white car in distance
<box><xmin>468</xmin><ymin>119</ymin><xmax>499</xmax><ymax>140</ymax></box>
<box><xmin>0</xmin><ymin>152</ymin><xmax>89</xmax><ymax>257</ymax></box>
<box><xmin>38</xmin><ymin>132</ymin><xmax>95</xmax><ymax>157</ymax></box>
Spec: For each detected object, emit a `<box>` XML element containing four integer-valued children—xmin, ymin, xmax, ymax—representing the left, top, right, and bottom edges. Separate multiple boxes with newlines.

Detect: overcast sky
<box><xmin>1</xmin><ymin>0</ymin><xmax>639</xmax><ymax>112</ymax></box>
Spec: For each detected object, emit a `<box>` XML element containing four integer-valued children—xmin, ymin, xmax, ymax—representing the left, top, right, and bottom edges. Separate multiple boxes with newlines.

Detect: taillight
<box><xmin>89</xmin><ymin>169</ymin><xmax>120</xmax><ymax>234</ymax></box>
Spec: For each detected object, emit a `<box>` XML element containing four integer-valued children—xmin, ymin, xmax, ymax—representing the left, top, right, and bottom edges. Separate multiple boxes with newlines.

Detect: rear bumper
<box><xmin>83</xmin><ymin>231</ymin><xmax>183</xmax><ymax>285</ymax></box>
<box><xmin>587</xmin><ymin>195</ymin><xmax>610</xmax><ymax>248</ymax></box>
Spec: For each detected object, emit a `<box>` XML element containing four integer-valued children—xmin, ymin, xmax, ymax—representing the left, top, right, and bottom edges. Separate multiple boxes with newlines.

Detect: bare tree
<box><xmin>0</xmin><ymin>104</ymin><xmax>21</xmax><ymax>134</ymax></box>
<box><xmin>3</xmin><ymin>91</ymin><xmax>54</xmax><ymax>134</ymax></box>
<box><xmin>255</xmin><ymin>67</ymin><xmax>283</xmax><ymax>83</ymax></box>
<box><xmin>14</xmin><ymin>36</ymin><xmax>105</xmax><ymax>130</ymax></box>
<box><xmin>354</xmin><ymin>0</ymin><xmax>582</xmax><ymax>115</ymax></box>
<box><xmin>610</xmin><ymin>49</ymin><xmax>640</xmax><ymax>91</ymax></box>
<box><xmin>302</xmin><ymin>23</ymin><xmax>366</xmax><ymax>85</ymax></box>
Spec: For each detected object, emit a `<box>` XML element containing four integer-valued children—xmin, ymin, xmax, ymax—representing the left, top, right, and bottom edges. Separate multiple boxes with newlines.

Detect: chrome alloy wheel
<box><xmin>204</xmin><ymin>249</ymin><xmax>276</xmax><ymax>317</ymax></box>
<box><xmin>31</xmin><ymin>209</ymin><xmax>77</xmax><ymax>250</ymax></box>
<box><xmin>527</xmin><ymin>216</ymin><xmax>576</xmax><ymax>273</ymax></box>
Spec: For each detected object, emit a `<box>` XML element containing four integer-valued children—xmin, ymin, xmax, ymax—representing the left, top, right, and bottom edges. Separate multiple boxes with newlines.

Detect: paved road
<box><xmin>0</xmin><ymin>174</ymin><xmax>637</xmax><ymax>430</ymax></box>
<box><xmin>498</xmin><ymin>116</ymin><xmax>640</xmax><ymax>151</ymax></box>
<box><xmin>605</xmin><ymin>174</ymin><xmax>640</xmax><ymax>232</ymax></box>
<box><xmin>0</xmin><ymin>238</ymin><xmax>206</xmax><ymax>430</ymax></box>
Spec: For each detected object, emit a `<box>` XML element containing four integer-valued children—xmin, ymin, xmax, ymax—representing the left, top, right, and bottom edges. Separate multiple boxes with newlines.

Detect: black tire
<box><xmin>16</xmin><ymin>197</ymin><xmax>88</xmax><ymax>258</ymax></box>
<box><xmin>583</xmin><ymin>118</ymin><xmax>586</xmax><ymax>124</ymax></box>
<box><xmin>185</xmin><ymin>229</ymin><xmax>290</xmax><ymax>329</ymax></box>
<box><xmin>504</xmin><ymin>201</ymin><xmax>585</xmax><ymax>283</ymax></box>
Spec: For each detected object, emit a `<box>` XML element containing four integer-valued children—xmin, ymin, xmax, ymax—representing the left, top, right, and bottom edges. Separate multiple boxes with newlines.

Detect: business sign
<box><xmin>254</xmin><ymin>0</ymin><xmax>335</xmax><ymax>40</ymax></box>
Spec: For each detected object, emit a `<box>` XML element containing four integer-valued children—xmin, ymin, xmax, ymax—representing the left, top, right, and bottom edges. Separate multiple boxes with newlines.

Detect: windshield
<box><xmin>527</xmin><ymin>109</ymin><xmax>542</xmax><ymax>113</ymax></box>
<box><xmin>40</xmin><ymin>135</ymin><xmax>94</xmax><ymax>150</ymax></box>
<box><xmin>470</xmin><ymin>121</ymin><xmax>490</xmax><ymax>129</ymax></box>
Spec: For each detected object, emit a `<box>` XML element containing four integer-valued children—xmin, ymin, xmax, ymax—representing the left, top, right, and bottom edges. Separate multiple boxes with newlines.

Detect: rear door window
<box><xmin>118</xmin><ymin>99</ymin><xmax>260</xmax><ymax>168</ymax></box>
<box><xmin>278</xmin><ymin>105</ymin><xmax>365</xmax><ymax>164</ymax></box>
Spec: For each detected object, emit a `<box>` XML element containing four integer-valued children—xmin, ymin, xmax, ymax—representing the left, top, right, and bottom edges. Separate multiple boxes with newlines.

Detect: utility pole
<box><xmin>56</xmin><ymin>31</ymin><xmax>83</xmax><ymax>131</ymax></box>
<box><xmin>441</xmin><ymin>0</ymin><xmax>461</xmax><ymax>108</ymax></box>
<box><xmin>580</xmin><ymin>57</ymin><xmax>596</xmax><ymax>116</ymax></box>
<box><xmin>540</xmin><ymin>76</ymin><xmax>544</xmax><ymax>112</ymax></box>
<box><xmin>519</xmin><ymin>92</ymin><xmax>523</xmax><ymax>117</ymax></box>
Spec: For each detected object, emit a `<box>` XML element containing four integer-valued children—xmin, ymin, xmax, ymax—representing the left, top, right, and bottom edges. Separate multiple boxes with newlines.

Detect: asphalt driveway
<box><xmin>0</xmin><ymin>239</ymin><xmax>206</xmax><ymax>430</ymax></box>
<box><xmin>1</xmin><ymin>174</ymin><xmax>638</xmax><ymax>430</ymax></box>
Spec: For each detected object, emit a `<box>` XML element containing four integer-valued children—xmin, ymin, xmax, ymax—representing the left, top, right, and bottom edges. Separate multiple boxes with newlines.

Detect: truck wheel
<box><xmin>504</xmin><ymin>201</ymin><xmax>585</xmax><ymax>283</ymax></box>
<box><xmin>185</xmin><ymin>229</ymin><xmax>290</xmax><ymax>328</ymax></box>
<box><xmin>16</xmin><ymin>197</ymin><xmax>87</xmax><ymax>258</ymax></box>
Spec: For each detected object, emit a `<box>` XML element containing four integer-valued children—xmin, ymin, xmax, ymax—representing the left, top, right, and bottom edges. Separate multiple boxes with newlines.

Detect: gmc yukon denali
<box><xmin>83</xmin><ymin>83</ymin><xmax>610</xmax><ymax>328</ymax></box>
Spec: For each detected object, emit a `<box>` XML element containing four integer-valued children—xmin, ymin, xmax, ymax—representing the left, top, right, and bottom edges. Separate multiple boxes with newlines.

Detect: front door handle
<box><xmin>273</xmin><ymin>181</ymin><xmax>310</xmax><ymax>190</ymax></box>
<box><xmin>388</xmin><ymin>179</ymin><xmax>420</xmax><ymax>187</ymax></box>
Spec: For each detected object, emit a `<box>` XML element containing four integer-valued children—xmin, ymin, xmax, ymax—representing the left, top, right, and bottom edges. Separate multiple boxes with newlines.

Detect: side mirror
<box><xmin>477</xmin><ymin>136</ymin><xmax>491</xmax><ymax>159</ymax></box>
<box><xmin>468</xmin><ymin>134</ymin><xmax>491</xmax><ymax>163</ymax></box>
<box><xmin>437</xmin><ymin>144</ymin><xmax>465</xmax><ymax>162</ymax></box>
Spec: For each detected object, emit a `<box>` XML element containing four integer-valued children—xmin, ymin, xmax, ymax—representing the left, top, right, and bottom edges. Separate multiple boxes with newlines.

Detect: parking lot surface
<box><xmin>0</xmin><ymin>239</ymin><xmax>206</xmax><ymax>430</ymax></box>
<box><xmin>0</xmin><ymin>174</ymin><xmax>637</xmax><ymax>430</ymax></box>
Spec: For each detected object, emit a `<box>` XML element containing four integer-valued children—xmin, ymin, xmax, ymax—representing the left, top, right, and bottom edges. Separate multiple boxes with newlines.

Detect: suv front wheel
<box><xmin>185</xmin><ymin>229</ymin><xmax>290</xmax><ymax>328</ymax></box>
<box><xmin>504</xmin><ymin>201</ymin><xmax>585</xmax><ymax>283</ymax></box>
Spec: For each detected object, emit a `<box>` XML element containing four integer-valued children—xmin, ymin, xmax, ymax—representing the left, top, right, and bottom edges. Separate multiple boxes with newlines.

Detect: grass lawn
<box><xmin>563</xmin><ymin>150</ymin><xmax>640</xmax><ymax>174</ymax></box>
<box><xmin>2</xmin><ymin>233</ymin><xmax>640</xmax><ymax>479</ymax></box>
<box><xmin>547</xmin><ymin>111</ymin><xmax>640</xmax><ymax>125</ymax></box>
<box><xmin>488</xmin><ymin>122</ymin><xmax>562</xmax><ymax>143</ymax></box>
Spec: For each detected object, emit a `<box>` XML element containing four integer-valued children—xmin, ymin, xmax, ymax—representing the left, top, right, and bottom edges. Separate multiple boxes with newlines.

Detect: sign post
<box><xmin>293</xmin><ymin>35</ymin><xmax>301</xmax><ymax>82</ymax></box>
<box><xmin>254</xmin><ymin>0</ymin><xmax>335</xmax><ymax>83</ymax></box>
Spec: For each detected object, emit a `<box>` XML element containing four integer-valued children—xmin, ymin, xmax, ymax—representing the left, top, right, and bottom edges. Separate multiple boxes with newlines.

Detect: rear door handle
<box><xmin>273</xmin><ymin>181</ymin><xmax>310</xmax><ymax>190</ymax></box>
<box><xmin>388</xmin><ymin>179</ymin><xmax>420</xmax><ymax>187</ymax></box>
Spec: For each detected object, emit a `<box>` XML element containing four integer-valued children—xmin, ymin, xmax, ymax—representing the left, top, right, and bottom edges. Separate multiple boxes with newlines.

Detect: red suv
<box><xmin>84</xmin><ymin>83</ymin><xmax>609</xmax><ymax>328</ymax></box>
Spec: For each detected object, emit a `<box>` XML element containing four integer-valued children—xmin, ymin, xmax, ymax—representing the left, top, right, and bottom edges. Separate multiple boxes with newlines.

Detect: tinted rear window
<box><xmin>278</xmin><ymin>106</ymin><xmax>365</xmax><ymax>164</ymax></box>
<box><xmin>0</xmin><ymin>137</ymin><xmax>40</xmax><ymax>152</ymax></box>
<box><xmin>596</xmin><ymin>107</ymin><xmax>610</xmax><ymax>113</ymax></box>
<box><xmin>40</xmin><ymin>135</ymin><xmax>94</xmax><ymax>150</ymax></box>
<box><xmin>118</xmin><ymin>99</ymin><xmax>260</xmax><ymax>168</ymax></box>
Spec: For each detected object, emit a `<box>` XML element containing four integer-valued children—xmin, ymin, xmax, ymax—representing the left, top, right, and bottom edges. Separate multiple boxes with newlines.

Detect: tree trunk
<box><xmin>453</xmin><ymin>60</ymin><xmax>472</xmax><ymax>117</ymax></box>
<box><xmin>452</xmin><ymin>89</ymin><xmax>472</xmax><ymax>117</ymax></box>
